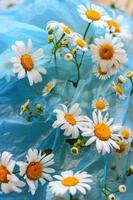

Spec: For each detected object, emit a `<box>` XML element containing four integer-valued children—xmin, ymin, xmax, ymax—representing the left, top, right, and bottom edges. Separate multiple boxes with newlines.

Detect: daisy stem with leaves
<box><xmin>53</xmin><ymin>33</ymin><xmax>65</xmax><ymax>60</ymax></box>
<box><xmin>69</xmin><ymin>23</ymin><xmax>91</xmax><ymax>87</ymax></box>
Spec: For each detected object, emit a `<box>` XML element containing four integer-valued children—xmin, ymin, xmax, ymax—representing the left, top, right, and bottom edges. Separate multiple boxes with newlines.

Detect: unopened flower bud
<box><xmin>118</xmin><ymin>75</ymin><xmax>126</xmax><ymax>84</ymax></box>
<box><xmin>118</xmin><ymin>184</ymin><xmax>126</xmax><ymax>193</ymax></box>
<box><xmin>126</xmin><ymin>71</ymin><xmax>133</xmax><ymax>78</ymax></box>
<box><xmin>71</xmin><ymin>146</ymin><xmax>80</xmax><ymax>155</ymax></box>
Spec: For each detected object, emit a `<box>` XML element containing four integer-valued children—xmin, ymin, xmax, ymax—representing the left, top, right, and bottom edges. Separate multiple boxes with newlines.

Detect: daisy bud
<box><xmin>108</xmin><ymin>194</ymin><xmax>116</xmax><ymax>200</ymax></box>
<box><xmin>127</xmin><ymin>165</ymin><xmax>133</xmax><ymax>175</ymax></box>
<box><xmin>126</xmin><ymin>71</ymin><xmax>133</xmax><ymax>79</ymax></box>
<box><xmin>61</xmin><ymin>39</ymin><xmax>69</xmax><ymax>45</ymax></box>
<box><xmin>64</xmin><ymin>53</ymin><xmax>73</xmax><ymax>62</ymax></box>
<box><xmin>71</xmin><ymin>146</ymin><xmax>80</xmax><ymax>155</ymax></box>
<box><xmin>71</xmin><ymin>48</ymin><xmax>77</xmax><ymax>55</ymax></box>
<box><xmin>48</xmin><ymin>28</ymin><xmax>54</xmax><ymax>35</ymax></box>
<box><xmin>118</xmin><ymin>184</ymin><xmax>126</xmax><ymax>193</ymax></box>
<box><xmin>36</xmin><ymin>104</ymin><xmax>43</xmax><ymax>112</ymax></box>
<box><xmin>48</xmin><ymin>35</ymin><xmax>54</xmax><ymax>43</ymax></box>
<box><xmin>118</xmin><ymin>75</ymin><xmax>126</xmax><ymax>84</ymax></box>
<box><xmin>129</xmin><ymin>165</ymin><xmax>133</xmax><ymax>171</ymax></box>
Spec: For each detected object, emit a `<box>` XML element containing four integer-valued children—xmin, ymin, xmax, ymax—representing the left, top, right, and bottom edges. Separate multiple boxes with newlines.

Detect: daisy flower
<box><xmin>10</xmin><ymin>39</ymin><xmax>47</xmax><ymax>86</ymax></box>
<box><xmin>42</xmin><ymin>80</ymin><xmax>56</xmax><ymax>96</ymax></box>
<box><xmin>52</xmin><ymin>103</ymin><xmax>90</xmax><ymax>139</ymax></box>
<box><xmin>46</xmin><ymin>21</ymin><xmax>73</xmax><ymax>37</ymax></box>
<box><xmin>94</xmin><ymin>66</ymin><xmax>112</xmax><ymax>80</ymax></box>
<box><xmin>119</xmin><ymin>127</ymin><xmax>133</xmax><ymax>143</ymax></box>
<box><xmin>92</xmin><ymin>97</ymin><xmax>109</xmax><ymax>112</ymax></box>
<box><xmin>115</xmin><ymin>140</ymin><xmax>130</xmax><ymax>156</ymax></box>
<box><xmin>64</xmin><ymin>53</ymin><xmax>73</xmax><ymax>62</ymax></box>
<box><xmin>112</xmin><ymin>82</ymin><xmax>126</xmax><ymax>99</ymax></box>
<box><xmin>71</xmin><ymin>33</ymin><xmax>88</xmax><ymax>52</ymax></box>
<box><xmin>118</xmin><ymin>184</ymin><xmax>126</xmax><ymax>193</ymax></box>
<box><xmin>82</xmin><ymin>111</ymin><xmax>121</xmax><ymax>155</ymax></box>
<box><xmin>108</xmin><ymin>193</ymin><xmax>116</xmax><ymax>200</ymax></box>
<box><xmin>90</xmin><ymin>34</ymin><xmax>127</xmax><ymax>73</ymax></box>
<box><xmin>48</xmin><ymin>170</ymin><xmax>92</xmax><ymax>196</ymax></box>
<box><xmin>107</xmin><ymin>15</ymin><xmax>133</xmax><ymax>41</ymax></box>
<box><xmin>0</xmin><ymin>151</ymin><xmax>25</xmax><ymax>194</ymax></box>
<box><xmin>77</xmin><ymin>3</ymin><xmax>110</xmax><ymax>28</ymax></box>
<box><xmin>17</xmin><ymin>149</ymin><xmax>55</xmax><ymax>195</ymax></box>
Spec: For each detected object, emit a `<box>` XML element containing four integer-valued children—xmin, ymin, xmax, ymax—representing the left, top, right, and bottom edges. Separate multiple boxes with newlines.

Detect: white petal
<box><xmin>32</xmin><ymin>49</ymin><xmax>44</xmax><ymax>61</ymax></box>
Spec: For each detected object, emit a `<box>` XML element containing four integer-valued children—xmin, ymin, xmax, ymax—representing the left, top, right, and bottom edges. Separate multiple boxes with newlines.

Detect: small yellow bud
<box><xmin>126</xmin><ymin>71</ymin><xmax>133</xmax><ymax>78</ymax></box>
<box><xmin>48</xmin><ymin>35</ymin><xmax>54</xmax><ymax>43</ymax></box>
<box><xmin>71</xmin><ymin>146</ymin><xmax>80</xmax><ymax>155</ymax></box>
<box><xmin>71</xmin><ymin>48</ymin><xmax>77</xmax><ymax>55</ymax></box>
<box><xmin>118</xmin><ymin>75</ymin><xmax>126</xmax><ymax>84</ymax></box>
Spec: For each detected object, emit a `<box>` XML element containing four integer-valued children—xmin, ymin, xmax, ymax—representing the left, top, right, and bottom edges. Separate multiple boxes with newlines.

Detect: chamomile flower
<box><xmin>52</xmin><ymin>103</ymin><xmax>90</xmax><ymax>139</ymax></box>
<box><xmin>92</xmin><ymin>97</ymin><xmax>109</xmax><ymax>112</ymax></box>
<box><xmin>90</xmin><ymin>34</ymin><xmax>127</xmax><ymax>73</ymax></box>
<box><xmin>11</xmin><ymin>39</ymin><xmax>47</xmax><ymax>86</ymax></box>
<box><xmin>94</xmin><ymin>66</ymin><xmax>112</xmax><ymax>80</ymax></box>
<box><xmin>64</xmin><ymin>53</ymin><xmax>73</xmax><ymax>61</ymax></box>
<box><xmin>48</xmin><ymin>170</ymin><xmax>92</xmax><ymax>196</ymax></box>
<box><xmin>71</xmin><ymin>33</ymin><xmax>88</xmax><ymax>52</ymax></box>
<box><xmin>118</xmin><ymin>184</ymin><xmax>126</xmax><ymax>193</ymax></box>
<box><xmin>17</xmin><ymin>149</ymin><xmax>55</xmax><ymax>195</ymax></box>
<box><xmin>77</xmin><ymin>3</ymin><xmax>110</xmax><ymax>28</ymax></box>
<box><xmin>115</xmin><ymin>140</ymin><xmax>130</xmax><ymax>156</ymax></box>
<box><xmin>46</xmin><ymin>21</ymin><xmax>73</xmax><ymax>37</ymax></box>
<box><xmin>119</xmin><ymin>127</ymin><xmax>133</xmax><ymax>143</ymax></box>
<box><xmin>107</xmin><ymin>15</ymin><xmax>132</xmax><ymax>41</ymax></box>
<box><xmin>0</xmin><ymin>151</ymin><xmax>25</xmax><ymax>194</ymax></box>
<box><xmin>82</xmin><ymin>111</ymin><xmax>121</xmax><ymax>155</ymax></box>
<box><xmin>42</xmin><ymin>80</ymin><xmax>56</xmax><ymax>96</ymax></box>
<box><xmin>112</xmin><ymin>82</ymin><xmax>126</xmax><ymax>99</ymax></box>
<box><xmin>108</xmin><ymin>193</ymin><xmax>116</xmax><ymax>200</ymax></box>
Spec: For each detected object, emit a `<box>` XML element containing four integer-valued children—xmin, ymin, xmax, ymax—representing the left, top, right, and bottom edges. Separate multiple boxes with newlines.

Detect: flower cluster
<box><xmin>0</xmin><ymin>149</ymin><xmax>93</xmax><ymax>199</ymax></box>
<box><xmin>2</xmin><ymin>1</ymin><xmax>133</xmax><ymax>199</ymax></box>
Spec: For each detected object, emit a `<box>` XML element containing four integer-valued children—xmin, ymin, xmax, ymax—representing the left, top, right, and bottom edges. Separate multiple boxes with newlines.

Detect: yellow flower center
<box><xmin>85</xmin><ymin>10</ymin><xmax>101</xmax><ymax>21</ymax></box>
<box><xmin>95</xmin><ymin>100</ymin><xmax>106</xmax><ymax>110</ymax></box>
<box><xmin>99</xmin><ymin>44</ymin><xmax>114</xmax><ymax>60</ymax></box>
<box><xmin>62</xmin><ymin>26</ymin><xmax>71</xmax><ymax>35</ymax></box>
<box><xmin>21</xmin><ymin>54</ymin><xmax>34</xmax><ymax>71</ymax></box>
<box><xmin>98</xmin><ymin>67</ymin><xmax>108</xmax><ymax>75</ymax></box>
<box><xmin>108</xmin><ymin>20</ymin><xmax>120</xmax><ymax>33</ymax></box>
<box><xmin>64</xmin><ymin>114</ymin><xmax>76</xmax><ymax>125</ymax></box>
<box><xmin>114</xmin><ymin>84</ymin><xmax>124</xmax><ymax>95</ymax></box>
<box><xmin>121</xmin><ymin>129</ymin><xmax>130</xmax><ymax>140</ymax></box>
<box><xmin>62</xmin><ymin>176</ymin><xmax>79</xmax><ymax>186</ymax></box>
<box><xmin>0</xmin><ymin>166</ymin><xmax>10</xmax><ymax>183</ymax></box>
<box><xmin>26</xmin><ymin>162</ymin><xmax>42</xmax><ymax>180</ymax></box>
<box><xmin>116</xmin><ymin>143</ymin><xmax>126</xmax><ymax>153</ymax></box>
<box><xmin>94</xmin><ymin>123</ymin><xmax>111</xmax><ymax>141</ymax></box>
<box><xmin>76</xmin><ymin>38</ymin><xmax>86</xmax><ymax>48</ymax></box>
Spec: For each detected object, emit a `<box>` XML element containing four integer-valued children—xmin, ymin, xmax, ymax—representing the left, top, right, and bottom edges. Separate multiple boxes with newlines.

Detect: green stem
<box><xmin>130</xmin><ymin>78</ymin><xmax>133</xmax><ymax>95</ymax></box>
<box><xmin>53</xmin><ymin>33</ymin><xmax>65</xmax><ymax>60</ymax></box>
<box><xmin>83</xmin><ymin>23</ymin><xmax>91</xmax><ymax>40</ymax></box>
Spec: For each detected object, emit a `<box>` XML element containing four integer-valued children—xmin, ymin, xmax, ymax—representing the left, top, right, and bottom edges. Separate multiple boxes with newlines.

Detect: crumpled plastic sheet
<box><xmin>0</xmin><ymin>0</ymin><xmax>133</xmax><ymax>199</ymax></box>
